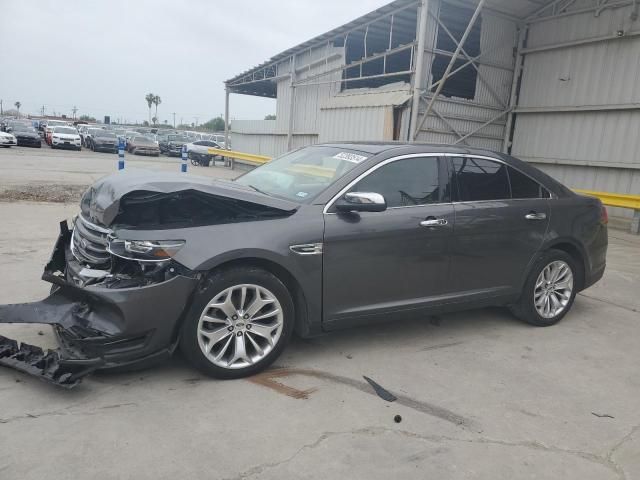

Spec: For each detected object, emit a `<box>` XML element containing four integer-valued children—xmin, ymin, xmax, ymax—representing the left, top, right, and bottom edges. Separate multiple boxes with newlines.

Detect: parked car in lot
<box><xmin>50</xmin><ymin>126</ymin><xmax>82</xmax><ymax>150</ymax></box>
<box><xmin>90</xmin><ymin>130</ymin><xmax>118</xmax><ymax>153</ymax></box>
<box><xmin>9</xmin><ymin>124</ymin><xmax>41</xmax><ymax>147</ymax></box>
<box><xmin>0</xmin><ymin>131</ymin><xmax>17</xmax><ymax>147</ymax></box>
<box><xmin>0</xmin><ymin>143</ymin><xmax>608</xmax><ymax>386</ymax></box>
<box><xmin>128</xmin><ymin>135</ymin><xmax>160</xmax><ymax>156</ymax></box>
<box><xmin>45</xmin><ymin>120</ymin><xmax>70</xmax><ymax>145</ymax></box>
<box><xmin>187</xmin><ymin>140</ymin><xmax>221</xmax><ymax>166</ymax></box>
<box><xmin>166</xmin><ymin>134</ymin><xmax>189</xmax><ymax>156</ymax></box>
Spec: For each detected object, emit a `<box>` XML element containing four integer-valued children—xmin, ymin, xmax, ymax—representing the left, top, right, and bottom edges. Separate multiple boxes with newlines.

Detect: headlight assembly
<box><xmin>107</xmin><ymin>237</ymin><xmax>185</xmax><ymax>262</ymax></box>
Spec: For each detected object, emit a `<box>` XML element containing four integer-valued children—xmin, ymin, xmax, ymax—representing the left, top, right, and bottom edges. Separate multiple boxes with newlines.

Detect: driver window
<box><xmin>352</xmin><ymin>157</ymin><xmax>440</xmax><ymax>208</ymax></box>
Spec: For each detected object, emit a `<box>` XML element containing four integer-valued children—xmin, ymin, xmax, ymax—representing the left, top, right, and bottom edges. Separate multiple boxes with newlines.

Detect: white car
<box><xmin>51</xmin><ymin>126</ymin><xmax>82</xmax><ymax>151</ymax></box>
<box><xmin>0</xmin><ymin>131</ymin><xmax>17</xmax><ymax>147</ymax></box>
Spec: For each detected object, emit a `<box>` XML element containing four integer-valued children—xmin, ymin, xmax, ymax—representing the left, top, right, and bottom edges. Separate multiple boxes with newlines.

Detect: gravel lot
<box><xmin>0</xmin><ymin>146</ymin><xmax>639</xmax><ymax>480</ymax></box>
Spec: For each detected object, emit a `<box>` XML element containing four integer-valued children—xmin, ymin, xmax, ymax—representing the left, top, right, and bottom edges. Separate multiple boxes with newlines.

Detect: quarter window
<box><xmin>453</xmin><ymin>157</ymin><xmax>510</xmax><ymax>201</ymax></box>
<box><xmin>508</xmin><ymin>167</ymin><xmax>548</xmax><ymax>199</ymax></box>
<box><xmin>352</xmin><ymin>157</ymin><xmax>440</xmax><ymax>208</ymax></box>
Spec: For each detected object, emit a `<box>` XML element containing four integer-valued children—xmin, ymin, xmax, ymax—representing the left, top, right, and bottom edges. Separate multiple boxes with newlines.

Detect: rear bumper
<box><xmin>0</xmin><ymin>222</ymin><xmax>200</xmax><ymax>387</ymax></box>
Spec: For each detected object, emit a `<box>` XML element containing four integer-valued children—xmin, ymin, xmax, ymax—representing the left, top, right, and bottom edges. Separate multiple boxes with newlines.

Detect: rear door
<box><xmin>322</xmin><ymin>156</ymin><xmax>455</xmax><ymax>328</ymax></box>
<box><xmin>449</xmin><ymin>156</ymin><xmax>550</xmax><ymax>297</ymax></box>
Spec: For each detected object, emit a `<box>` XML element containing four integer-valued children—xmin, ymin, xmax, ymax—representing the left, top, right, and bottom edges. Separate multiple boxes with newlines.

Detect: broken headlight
<box><xmin>107</xmin><ymin>237</ymin><xmax>185</xmax><ymax>262</ymax></box>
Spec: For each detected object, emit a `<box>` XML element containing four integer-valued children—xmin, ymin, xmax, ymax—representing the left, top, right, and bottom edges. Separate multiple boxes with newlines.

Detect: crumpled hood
<box><xmin>82</xmin><ymin>169</ymin><xmax>299</xmax><ymax>226</ymax></box>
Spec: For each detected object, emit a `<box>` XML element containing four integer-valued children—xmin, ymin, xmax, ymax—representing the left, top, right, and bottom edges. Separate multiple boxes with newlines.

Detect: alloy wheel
<box><xmin>197</xmin><ymin>284</ymin><xmax>284</xmax><ymax>369</ymax></box>
<box><xmin>533</xmin><ymin>260</ymin><xmax>574</xmax><ymax>319</ymax></box>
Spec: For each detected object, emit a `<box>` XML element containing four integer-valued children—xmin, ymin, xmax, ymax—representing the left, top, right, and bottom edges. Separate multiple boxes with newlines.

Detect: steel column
<box><xmin>409</xmin><ymin>0</ymin><xmax>431</xmax><ymax>141</ymax></box>
<box><xmin>502</xmin><ymin>24</ymin><xmax>527</xmax><ymax>153</ymax></box>
<box><xmin>224</xmin><ymin>86</ymin><xmax>231</xmax><ymax>168</ymax></box>
<box><xmin>287</xmin><ymin>55</ymin><xmax>296</xmax><ymax>151</ymax></box>
<box><xmin>413</xmin><ymin>0</ymin><xmax>485</xmax><ymax>140</ymax></box>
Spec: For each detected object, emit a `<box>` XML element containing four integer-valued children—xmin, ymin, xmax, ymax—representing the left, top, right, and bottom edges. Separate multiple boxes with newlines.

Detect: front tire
<box><xmin>180</xmin><ymin>267</ymin><xmax>294</xmax><ymax>379</ymax></box>
<box><xmin>511</xmin><ymin>249</ymin><xmax>578</xmax><ymax>327</ymax></box>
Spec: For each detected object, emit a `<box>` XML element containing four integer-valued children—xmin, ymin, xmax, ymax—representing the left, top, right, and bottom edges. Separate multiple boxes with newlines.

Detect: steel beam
<box><xmin>452</xmin><ymin>108</ymin><xmax>510</xmax><ymax>145</ymax></box>
<box><xmin>409</xmin><ymin>0</ymin><xmax>431</xmax><ymax>140</ymax></box>
<box><xmin>527</xmin><ymin>0</ymin><xmax>634</xmax><ymax>22</ymax></box>
<box><xmin>224</xmin><ymin>87</ymin><xmax>230</xmax><ymax>167</ymax></box>
<box><xmin>431</xmin><ymin>12</ymin><xmax>507</xmax><ymax>108</ymax></box>
<box><xmin>503</xmin><ymin>25</ymin><xmax>527</xmax><ymax>153</ymax></box>
<box><xmin>287</xmin><ymin>55</ymin><xmax>296</xmax><ymax>151</ymax></box>
<box><xmin>413</xmin><ymin>0</ymin><xmax>486</xmax><ymax>140</ymax></box>
<box><xmin>521</xmin><ymin>29</ymin><xmax>640</xmax><ymax>54</ymax></box>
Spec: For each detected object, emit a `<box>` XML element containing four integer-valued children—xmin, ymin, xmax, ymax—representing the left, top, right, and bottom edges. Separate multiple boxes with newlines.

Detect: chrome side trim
<box><xmin>290</xmin><ymin>243</ymin><xmax>323</xmax><ymax>255</ymax></box>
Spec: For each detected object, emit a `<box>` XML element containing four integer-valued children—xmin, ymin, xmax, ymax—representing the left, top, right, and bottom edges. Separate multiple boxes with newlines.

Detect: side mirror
<box><xmin>335</xmin><ymin>192</ymin><xmax>387</xmax><ymax>213</ymax></box>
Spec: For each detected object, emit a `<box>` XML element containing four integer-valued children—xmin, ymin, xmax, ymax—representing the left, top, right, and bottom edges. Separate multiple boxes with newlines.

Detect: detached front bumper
<box><xmin>0</xmin><ymin>222</ymin><xmax>200</xmax><ymax>387</ymax></box>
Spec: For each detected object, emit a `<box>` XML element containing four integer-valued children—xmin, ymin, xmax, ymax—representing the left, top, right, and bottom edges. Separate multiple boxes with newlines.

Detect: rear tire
<box><xmin>510</xmin><ymin>249</ymin><xmax>579</xmax><ymax>327</ymax></box>
<box><xmin>180</xmin><ymin>267</ymin><xmax>294</xmax><ymax>379</ymax></box>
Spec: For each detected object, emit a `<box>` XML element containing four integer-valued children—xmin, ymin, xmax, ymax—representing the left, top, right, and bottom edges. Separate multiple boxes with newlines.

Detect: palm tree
<box><xmin>153</xmin><ymin>95</ymin><xmax>162</xmax><ymax>124</ymax></box>
<box><xmin>152</xmin><ymin>116</ymin><xmax>158</xmax><ymax>125</ymax></box>
<box><xmin>14</xmin><ymin>101</ymin><xmax>21</xmax><ymax>117</ymax></box>
<box><xmin>145</xmin><ymin>93</ymin><xmax>155</xmax><ymax>124</ymax></box>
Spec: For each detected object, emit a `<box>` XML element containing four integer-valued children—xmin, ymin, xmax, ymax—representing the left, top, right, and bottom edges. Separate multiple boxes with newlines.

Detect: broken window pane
<box><xmin>430</xmin><ymin>3</ymin><xmax>481</xmax><ymax>100</ymax></box>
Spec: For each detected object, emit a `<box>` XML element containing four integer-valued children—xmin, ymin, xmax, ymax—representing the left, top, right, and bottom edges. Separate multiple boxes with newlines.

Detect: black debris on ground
<box><xmin>363</xmin><ymin>375</ymin><xmax>397</xmax><ymax>402</ymax></box>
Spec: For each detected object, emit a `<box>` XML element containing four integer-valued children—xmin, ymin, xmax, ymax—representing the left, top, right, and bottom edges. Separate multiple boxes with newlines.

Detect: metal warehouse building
<box><xmin>224</xmin><ymin>0</ymin><xmax>640</xmax><ymax>219</ymax></box>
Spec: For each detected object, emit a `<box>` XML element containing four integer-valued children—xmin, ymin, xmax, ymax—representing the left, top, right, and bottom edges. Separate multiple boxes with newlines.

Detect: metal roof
<box><xmin>225</xmin><ymin>0</ymin><xmax>554</xmax><ymax>94</ymax></box>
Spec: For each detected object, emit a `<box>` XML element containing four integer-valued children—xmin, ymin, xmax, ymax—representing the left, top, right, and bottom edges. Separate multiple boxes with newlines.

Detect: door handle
<box><xmin>525</xmin><ymin>212</ymin><xmax>547</xmax><ymax>221</ymax></box>
<box><xmin>420</xmin><ymin>218</ymin><xmax>448</xmax><ymax>227</ymax></box>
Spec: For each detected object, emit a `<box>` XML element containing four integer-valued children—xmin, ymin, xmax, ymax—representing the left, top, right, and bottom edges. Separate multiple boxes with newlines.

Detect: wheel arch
<box><xmin>541</xmin><ymin>238</ymin><xmax>587</xmax><ymax>290</ymax></box>
<box><xmin>200</xmin><ymin>256</ymin><xmax>311</xmax><ymax>338</ymax></box>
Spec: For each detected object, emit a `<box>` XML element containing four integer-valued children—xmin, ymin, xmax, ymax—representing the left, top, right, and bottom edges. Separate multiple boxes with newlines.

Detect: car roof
<box><xmin>315</xmin><ymin>142</ymin><xmax>574</xmax><ymax>198</ymax></box>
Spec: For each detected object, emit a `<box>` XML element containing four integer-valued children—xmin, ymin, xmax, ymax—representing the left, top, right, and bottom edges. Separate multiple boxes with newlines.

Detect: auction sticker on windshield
<box><xmin>333</xmin><ymin>152</ymin><xmax>368</xmax><ymax>163</ymax></box>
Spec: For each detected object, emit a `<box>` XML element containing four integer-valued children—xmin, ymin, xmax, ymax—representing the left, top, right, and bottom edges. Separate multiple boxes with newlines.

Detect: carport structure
<box><xmin>225</xmin><ymin>0</ymin><xmax>640</xmax><ymax>216</ymax></box>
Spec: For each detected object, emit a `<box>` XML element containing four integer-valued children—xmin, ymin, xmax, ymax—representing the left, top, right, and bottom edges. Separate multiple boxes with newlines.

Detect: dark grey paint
<box><xmin>0</xmin><ymin>143</ymin><xmax>608</xmax><ymax>373</ymax></box>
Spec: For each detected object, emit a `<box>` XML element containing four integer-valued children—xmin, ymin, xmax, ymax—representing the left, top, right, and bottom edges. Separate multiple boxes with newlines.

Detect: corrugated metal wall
<box><xmin>511</xmin><ymin>1</ymin><xmax>640</xmax><ymax>217</ymax></box>
<box><xmin>318</xmin><ymin>106</ymin><xmax>393</xmax><ymax>142</ymax></box>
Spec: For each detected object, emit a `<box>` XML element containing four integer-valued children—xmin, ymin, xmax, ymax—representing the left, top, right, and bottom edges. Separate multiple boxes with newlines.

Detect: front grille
<box><xmin>71</xmin><ymin>214</ymin><xmax>112</xmax><ymax>265</ymax></box>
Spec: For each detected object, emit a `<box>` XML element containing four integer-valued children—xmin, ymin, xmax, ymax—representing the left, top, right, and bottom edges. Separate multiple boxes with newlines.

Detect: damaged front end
<box><xmin>0</xmin><ymin>219</ymin><xmax>200</xmax><ymax>388</ymax></box>
<box><xmin>0</xmin><ymin>171</ymin><xmax>298</xmax><ymax>388</ymax></box>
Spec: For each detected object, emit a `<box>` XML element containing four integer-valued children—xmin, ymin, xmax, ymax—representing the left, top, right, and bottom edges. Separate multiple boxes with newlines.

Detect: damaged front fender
<box><xmin>0</xmin><ymin>223</ymin><xmax>200</xmax><ymax>388</ymax></box>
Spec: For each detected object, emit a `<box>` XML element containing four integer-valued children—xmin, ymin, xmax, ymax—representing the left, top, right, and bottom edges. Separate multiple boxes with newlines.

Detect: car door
<box><xmin>448</xmin><ymin>156</ymin><xmax>550</xmax><ymax>298</ymax></box>
<box><xmin>322</xmin><ymin>155</ymin><xmax>455</xmax><ymax>329</ymax></box>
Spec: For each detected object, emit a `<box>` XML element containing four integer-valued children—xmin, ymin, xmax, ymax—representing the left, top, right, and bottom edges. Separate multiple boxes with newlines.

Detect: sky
<box><xmin>0</xmin><ymin>0</ymin><xmax>391</xmax><ymax>125</ymax></box>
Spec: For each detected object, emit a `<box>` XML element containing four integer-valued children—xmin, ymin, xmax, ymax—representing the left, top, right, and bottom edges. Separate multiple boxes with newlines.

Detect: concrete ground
<box><xmin>0</xmin><ymin>146</ymin><xmax>639</xmax><ymax>480</ymax></box>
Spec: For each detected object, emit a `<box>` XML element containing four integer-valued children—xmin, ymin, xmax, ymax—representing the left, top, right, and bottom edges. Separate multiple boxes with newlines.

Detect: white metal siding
<box><xmin>318</xmin><ymin>106</ymin><xmax>393</xmax><ymax>142</ymax></box>
<box><xmin>512</xmin><ymin>1</ymin><xmax>640</xmax><ymax>215</ymax></box>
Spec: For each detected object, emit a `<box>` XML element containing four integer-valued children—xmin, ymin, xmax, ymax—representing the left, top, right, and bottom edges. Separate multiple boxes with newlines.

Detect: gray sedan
<box><xmin>0</xmin><ymin>143</ymin><xmax>608</xmax><ymax>386</ymax></box>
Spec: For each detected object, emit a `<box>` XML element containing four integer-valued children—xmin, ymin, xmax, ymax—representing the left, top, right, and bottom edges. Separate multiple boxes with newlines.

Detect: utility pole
<box><xmin>0</xmin><ymin>99</ymin><xmax>3</xmax><ymax>115</ymax></box>
<box><xmin>172</xmin><ymin>112</ymin><xmax>176</xmax><ymax>128</ymax></box>
<box><xmin>72</xmin><ymin>106</ymin><xmax>78</xmax><ymax>120</ymax></box>
<box><xmin>41</xmin><ymin>105</ymin><xmax>46</xmax><ymax>116</ymax></box>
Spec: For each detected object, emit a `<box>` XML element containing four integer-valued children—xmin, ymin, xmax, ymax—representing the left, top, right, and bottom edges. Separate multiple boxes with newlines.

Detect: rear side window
<box><xmin>452</xmin><ymin>157</ymin><xmax>510</xmax><ymax>201</ymax></box>
<box><xmin>353</xmin><ymin>157</ymin><xmax>440</xmax><ymax>208</ymax></box>
<box><xmin>508</xmin><ymin>167</ymin><xmax>549</xmax><ymax>199</ymax></box>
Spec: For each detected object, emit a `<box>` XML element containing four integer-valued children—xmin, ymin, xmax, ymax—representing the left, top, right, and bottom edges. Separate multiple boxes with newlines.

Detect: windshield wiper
<box><xmin>246</xmin><ymin>184</ymin><xmax>271</xmax><ymax>196</ymax></box>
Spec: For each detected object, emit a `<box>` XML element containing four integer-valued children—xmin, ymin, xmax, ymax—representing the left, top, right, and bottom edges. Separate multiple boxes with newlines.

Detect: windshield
<box><xmin>12</xmin><ymin>125</ymin><xmax>34</xmax><ymax>132</ymax></box>
<box><xmin>54</xmin><ymin>127</ymin><xmax>77</xmax><ymax>134</ymax></box>
<box><xmin>168</xmin><ymin>135</ymin><xmax>188</xmax><ymax>142</ymax></box>
<box><xmin>96</xmin><ymin>132</ymin><xmax>116</xmax><ymax>138</ymax></box>
<box><xmin>234</xmin><ymin>146</ymin><xmax>370</xmax><ymax>202</ymax></box>
<box><xmin>134</xmin><ymin>136</ymin><xmax>154</xmax><ymax>144</ymax></box>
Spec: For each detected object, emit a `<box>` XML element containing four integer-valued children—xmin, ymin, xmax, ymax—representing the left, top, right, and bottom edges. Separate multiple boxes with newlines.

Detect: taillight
<box><xmin>601</xmin><ymin>205</ymin><xmax>608</xmax><ymax>224</ymax></box>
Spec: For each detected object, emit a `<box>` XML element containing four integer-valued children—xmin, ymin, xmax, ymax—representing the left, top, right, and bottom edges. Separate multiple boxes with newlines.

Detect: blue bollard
<box><xmin>118</xmin><ymin>138</ymin><xmax>125</xmax><ymax>170</ymax></box>
<box><xmin>181</xmin><ymin>144</ymin><xmax>187</xmax><ymax>173</ymax></box>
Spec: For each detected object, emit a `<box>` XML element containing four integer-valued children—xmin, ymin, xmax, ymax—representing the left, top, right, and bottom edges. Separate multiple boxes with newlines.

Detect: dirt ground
<box><xmin>0</xmin><ymin>146</ymin><xmax>638</xmax><ymax>480</ymax></box>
